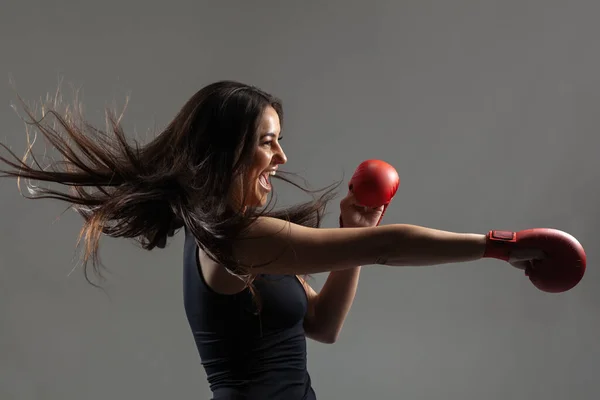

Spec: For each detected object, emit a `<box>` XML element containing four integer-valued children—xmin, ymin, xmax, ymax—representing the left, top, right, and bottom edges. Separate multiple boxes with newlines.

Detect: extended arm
<box><xmin>233</xmin><ymin>217</ymin><xmax>487</xmax><ymax>275</ymax></box>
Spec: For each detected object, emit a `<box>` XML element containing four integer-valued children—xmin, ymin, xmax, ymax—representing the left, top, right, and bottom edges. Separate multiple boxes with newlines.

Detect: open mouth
<box><xmin>258</xmin><ymin>170</ymin><xmax>275</xmax><ymax>191</ymax></box>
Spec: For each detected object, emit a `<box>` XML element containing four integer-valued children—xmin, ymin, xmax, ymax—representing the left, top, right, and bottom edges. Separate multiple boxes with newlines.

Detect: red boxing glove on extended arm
<box><xmin>483</xmin><ymin>228</ymin><xmax>586</xmax><ymax>293</ymax></box>
<box><xmin>483</xmin><ymin>230</ymin><xmax>518</xmax><ymax>261</ymax></box>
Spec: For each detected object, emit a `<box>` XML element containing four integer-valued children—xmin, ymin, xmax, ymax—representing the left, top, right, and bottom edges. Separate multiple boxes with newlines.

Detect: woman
<box><xmin>0</xmin><ymin>80</ymin><xmax>542</xmax><ymax>399</ymax></box>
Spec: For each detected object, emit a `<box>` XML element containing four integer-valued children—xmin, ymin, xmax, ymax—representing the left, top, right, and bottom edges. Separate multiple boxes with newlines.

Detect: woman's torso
<box><xmin>182</xmin><ymin>227</ymin><xmax>317</xmax><ymax>400</ymax></box>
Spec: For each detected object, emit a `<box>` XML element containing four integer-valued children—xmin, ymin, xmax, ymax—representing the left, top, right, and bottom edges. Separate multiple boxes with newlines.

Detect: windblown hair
<box><xmin>0</xmin><ymin>80</ymin><xmax>338</xmax><ymax>287</ymax></box>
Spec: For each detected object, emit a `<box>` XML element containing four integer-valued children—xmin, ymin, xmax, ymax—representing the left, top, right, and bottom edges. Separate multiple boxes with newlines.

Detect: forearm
<box><xmin>312</xmin><ymin>266</ymin><xmax>361</xmax><ymax>343</ymax></box>
<box><xmin>376</xmin><ymin>224</ymin><xmax>487</xmax><ymax>266</ymax></box>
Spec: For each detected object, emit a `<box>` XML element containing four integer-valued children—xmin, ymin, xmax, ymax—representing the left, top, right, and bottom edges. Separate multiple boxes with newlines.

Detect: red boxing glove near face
<box><xmin>483</xmin><ymin>228</ymin><xmax>586</xmax><ymax>293</ymax></box>
<box><xmin>350</xmin><ymin>159</ymin><xmax>400</xmax><ymax>208</ymax></box>
<box><xmin>340</xmin><ymin>160</ymin><xmax>400</xmax><ymax>227</ymax></box>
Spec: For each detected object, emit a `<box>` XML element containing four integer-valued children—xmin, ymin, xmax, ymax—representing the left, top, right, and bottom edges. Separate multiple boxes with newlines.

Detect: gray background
<box><xmin>1</xmin><ymin>1</ymin><xmax>598</xmax><ymax>399</ymax></box>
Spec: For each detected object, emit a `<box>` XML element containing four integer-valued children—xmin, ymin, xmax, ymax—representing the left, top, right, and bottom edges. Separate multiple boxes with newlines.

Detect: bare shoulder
<box><xmin>232</xmin><ymin>216</ymin><xmax>384</xmax><ymax>275</ymax></box>
<box><xmin>198</xmin><ymin>248</ymin><xmax>247</xmax><ymax>295</ymax></box>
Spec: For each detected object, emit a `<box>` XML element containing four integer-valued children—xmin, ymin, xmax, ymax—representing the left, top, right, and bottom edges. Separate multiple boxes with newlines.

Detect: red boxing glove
<box><xmin>340</xmin><ymin>159</ymin><xmax>400</xmax><ymax>227</ymax></box>
<box><xmin>349</xmin><ymin>159</ymin><xmax>400</xmax><ymax>208</ymax></box>
<box><xmin>483</xmin><ymin>228</ymin><xmax>587</xmax><ymax>293</ymax></box>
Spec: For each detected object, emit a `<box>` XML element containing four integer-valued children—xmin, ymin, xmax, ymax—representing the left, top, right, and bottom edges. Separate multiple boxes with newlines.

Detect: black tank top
<box><xmin>182</xmin><ymin>227</ymin><xmax>317</xmax><ymax>400</ymax></box>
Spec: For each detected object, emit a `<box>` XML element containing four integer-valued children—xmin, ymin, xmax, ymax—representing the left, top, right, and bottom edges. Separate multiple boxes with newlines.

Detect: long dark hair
<box><xmin>0</xmin><ymin>80</ymin><xmax>339</xmax><ymax>287</ymax></box>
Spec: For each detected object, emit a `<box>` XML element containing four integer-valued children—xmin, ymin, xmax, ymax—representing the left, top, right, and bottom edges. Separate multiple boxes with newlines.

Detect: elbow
<box><xmin>310</xmin><ymin>329</ymin><xmax>339</xmax><ymax>344</ymax></box>
<box><xmin>321</xmin><ymin>334</ymin><xmax>338</xmax><ymax>344</ymax></box>
<box><xmin>304</xmin><ymin>314</ymin><xmax>341</xmax><ymax>344</ymax></box>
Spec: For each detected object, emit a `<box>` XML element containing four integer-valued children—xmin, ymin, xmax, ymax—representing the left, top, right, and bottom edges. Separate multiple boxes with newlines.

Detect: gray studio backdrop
<box><xmin>1</xmin><ymin>1</ymin><xmax>598</xmax><ymax>399</ymax></box>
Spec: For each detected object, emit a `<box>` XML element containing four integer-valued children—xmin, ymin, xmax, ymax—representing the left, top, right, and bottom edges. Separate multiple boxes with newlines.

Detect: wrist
<box><xmin>339</xmin><ymin>215</ymin><xmax>363</xmax><ymax>228</ymax></box>
<box><xmin>339</xmin><ymin>215</ymin><xmax>377</xmax><ymax>229</ymax></box>
<box><xmin>483</xmin><ymin>230</ymin><xmax>516</xmax><ymax>261</ymax></box>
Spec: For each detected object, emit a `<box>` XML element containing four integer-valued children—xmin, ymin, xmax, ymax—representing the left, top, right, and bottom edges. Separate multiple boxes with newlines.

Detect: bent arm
<box><xmin>301</xmin><ymin>268</ymin><xmax>361</xmax><ymax>344</ymax></box>
<box><xmin>233</xmin><ymin>217</ymin><xmax>487</xmax><ymax>275</ymax></box>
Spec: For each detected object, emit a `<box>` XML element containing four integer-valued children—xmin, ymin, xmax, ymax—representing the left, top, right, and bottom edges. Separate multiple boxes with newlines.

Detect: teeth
<box><xmin>269</xmin><ymin>171</ymin><xmax>276</xmax><ymax>176</ymax></box>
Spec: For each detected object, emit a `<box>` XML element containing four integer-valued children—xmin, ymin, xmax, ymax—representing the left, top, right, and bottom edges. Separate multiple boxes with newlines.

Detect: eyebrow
<box><xmin>260</xmin><ymin>133</ymin><xmax>281</xmax><ymax>139</ymax></box>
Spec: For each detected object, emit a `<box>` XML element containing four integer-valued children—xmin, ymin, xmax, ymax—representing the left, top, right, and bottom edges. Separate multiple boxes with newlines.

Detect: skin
<box><xmin>200</xmin><ymin>105</ymin><xmax>542</xmax><ymax>344</ymax></box>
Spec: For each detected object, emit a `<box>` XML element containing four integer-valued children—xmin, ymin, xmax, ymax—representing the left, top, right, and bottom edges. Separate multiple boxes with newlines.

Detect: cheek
<box><xmin>246</xmin><ymin>150</ymin><xmax>272</xmax><ymax>192</ymax></box>
<box><xmin>254</xmin><ymin>149</ymin><xmax>272</xmax><ymax>167</ymax></box>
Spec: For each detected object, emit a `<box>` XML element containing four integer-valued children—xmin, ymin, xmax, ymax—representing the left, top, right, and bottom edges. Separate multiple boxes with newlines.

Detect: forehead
<box><xmin>257</xmin><ymin>106</ymin><xmax>281</xmax><ymax>134</ymax></box>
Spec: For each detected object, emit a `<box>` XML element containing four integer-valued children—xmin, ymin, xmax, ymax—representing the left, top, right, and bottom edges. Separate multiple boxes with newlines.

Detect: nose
<box><xmin>273</xmin><ymin>143</ymin><xmax>287</xmax><ymax>165</ymax></box>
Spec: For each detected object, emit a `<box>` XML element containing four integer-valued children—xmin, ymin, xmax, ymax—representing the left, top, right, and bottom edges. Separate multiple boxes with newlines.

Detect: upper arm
<box><xmin>232</xmin><ymin>217</ymin><xmax>386</xmax><ymax>275</ymax></box>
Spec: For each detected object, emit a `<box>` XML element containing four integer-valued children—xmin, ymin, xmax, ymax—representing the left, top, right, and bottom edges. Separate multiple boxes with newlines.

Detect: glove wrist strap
<box><xmin>484</xmin><ymin>230</ymin><xmax>517</xmax><ymax>261</ymax></box>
